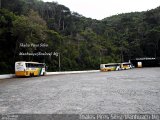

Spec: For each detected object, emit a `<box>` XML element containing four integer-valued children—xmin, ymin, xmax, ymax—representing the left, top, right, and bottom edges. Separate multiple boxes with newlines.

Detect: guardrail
<box><xmin>46</xmin><ymin>70</ymin><xmax>100</xmax><ymax>75</ymax></box>
<box><xmin>0</xmin><ymin>70</ymin><xmax>100</xmax><ymax>79</ymax></box>
<box><xmin>0</xmin><ymin>74</ymin><xmax>15</xmax><ymax>80</ymax></box>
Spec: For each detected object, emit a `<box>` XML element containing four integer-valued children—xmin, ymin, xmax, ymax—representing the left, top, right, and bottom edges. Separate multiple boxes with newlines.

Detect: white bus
<box><xmin>15</xmin><ymin>61</ymin><xmax>46</xmax><ymax>77</ymax></box>
<box><xmin>120</xmin><ymin>62</ymin><xmax>134</xmax><ymax>70</ymax></box>
<box><xmin>100</xmin><ymin>63</ymin><xmax>121</xmax><ymax>72</ymax></box>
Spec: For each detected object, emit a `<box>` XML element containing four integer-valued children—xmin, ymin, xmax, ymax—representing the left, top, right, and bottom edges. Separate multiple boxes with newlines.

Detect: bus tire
<box><xmin>30</xmin><ymin>73</ymin><xmax>34</xmax><ymax>77</ymax></box>
<box><xmin>43</xmin><ymin>72</ymin><xmax>45</xmax><ymax>76</ymax></box>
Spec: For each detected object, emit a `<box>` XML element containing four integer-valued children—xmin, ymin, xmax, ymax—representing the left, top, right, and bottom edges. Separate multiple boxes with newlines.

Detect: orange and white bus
<box><xmin>120</xmin><ymin>62</ymin><xmax>134</xmax><ymax>70</ymax></box>
<box><xmin>100</xmin><ymin>63</ymin><xmax>121</xmax><ymax>72</ymax></box>
<box><xmin>15</xmin><ymin>61</ymin><xmax>46</xmax><ymax>77</ymax></box>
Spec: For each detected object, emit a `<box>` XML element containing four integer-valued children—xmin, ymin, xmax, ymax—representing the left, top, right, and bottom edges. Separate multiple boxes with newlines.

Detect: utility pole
<box><xmin>0</xmin><ymin>0</ymin><xmax>1</xmax><ymax>9</ymax></box>
<box><xmin>99</xmin><ymin>50</ymin><xmax>101</xmax><ymax>64</ymax></box>
<box><xmin>121</xmin><ymin>47</ymin><xmax>124</xmax><ymax>63</ymax></box>
<box><xmin>58</xmin><ymin>53</ymin><xmax>61</xmax><ymax>71</ymax></box>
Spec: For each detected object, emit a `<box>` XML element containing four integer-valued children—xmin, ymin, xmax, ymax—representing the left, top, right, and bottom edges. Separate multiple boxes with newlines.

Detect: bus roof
<box><xmin>101</xmin><ymin>63</ymin><xmax>120</xmax><ymax>65</ymax></box>
<box><xmin>15</xmin><ymin>61</ymin><xmax>45</xmax><ymax>64</ymax></box>
<box><xmin>121</xmin><ymin>62</ymin><xmax>131</xmax><ymax>64</ymax></box>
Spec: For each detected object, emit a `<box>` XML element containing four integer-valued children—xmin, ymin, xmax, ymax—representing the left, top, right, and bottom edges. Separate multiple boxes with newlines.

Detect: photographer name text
<box><xmin>20</xmin><ymin>43</ymin><xmax>48</xmax><ymax>48</ymax></box>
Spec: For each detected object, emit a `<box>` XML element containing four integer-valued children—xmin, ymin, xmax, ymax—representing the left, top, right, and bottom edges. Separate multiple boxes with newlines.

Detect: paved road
<box><xmin>0</xmin><ymin>68</ymin><xmax>160</xmax><ymax>114</ymax></box>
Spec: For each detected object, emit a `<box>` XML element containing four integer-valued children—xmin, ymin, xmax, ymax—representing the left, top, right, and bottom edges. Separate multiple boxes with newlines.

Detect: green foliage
<box><xmin>0</xmin><ymin>0</ymin><xmax>160</xmax><ymax>74</ymax></box>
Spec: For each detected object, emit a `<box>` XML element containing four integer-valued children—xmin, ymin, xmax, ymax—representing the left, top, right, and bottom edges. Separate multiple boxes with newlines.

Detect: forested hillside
<box><xmin>0</xmin><ymin>0</ymin><xmax>160</xmax><ymax>73</ymax></box>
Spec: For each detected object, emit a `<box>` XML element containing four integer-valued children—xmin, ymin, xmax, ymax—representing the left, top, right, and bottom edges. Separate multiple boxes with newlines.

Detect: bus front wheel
<box><xmin>43</xmin><ymin>72</ymin><xmax>45</xmax><ymax>76</ymax></box>
<box><xmin>30</xmin><ymin>73</ymin><xmax>34</xmax><ymax>77</ymax></box>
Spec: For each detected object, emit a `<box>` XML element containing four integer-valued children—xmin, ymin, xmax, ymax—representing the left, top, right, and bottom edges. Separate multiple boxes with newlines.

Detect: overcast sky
<box><xmin>42</xmin><ymin>0</ymin><xmax>160</xmax><ymax>20</ymax></box>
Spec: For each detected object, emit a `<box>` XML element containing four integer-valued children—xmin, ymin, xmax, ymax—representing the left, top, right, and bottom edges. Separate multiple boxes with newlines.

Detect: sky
<box><xmin>42</xmin><ymin>0</ymin><xmax>160</xmax><ymax>20</ymax></box>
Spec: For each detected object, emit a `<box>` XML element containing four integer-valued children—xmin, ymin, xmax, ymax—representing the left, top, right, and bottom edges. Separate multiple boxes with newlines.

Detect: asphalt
<box><xmin>0</xmin><ymin>68</ymin><xmax>160</xmax><ymax>114</ymax></box>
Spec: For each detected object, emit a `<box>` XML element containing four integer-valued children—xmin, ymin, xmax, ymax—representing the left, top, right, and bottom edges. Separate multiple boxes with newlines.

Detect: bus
<box><xmin>120</xmin><ymin>62</ymin><xmax>134</xmax><ymax>70</ymax></box>
<box><xmin>15</xmin><ymin>61</ymin><xmax>46</xmax><ymax>77</ymax></box>
<box><xmin>100</xmin><ymin>63</ymin><xmax>121</xmax><ymax>72</ymax></box>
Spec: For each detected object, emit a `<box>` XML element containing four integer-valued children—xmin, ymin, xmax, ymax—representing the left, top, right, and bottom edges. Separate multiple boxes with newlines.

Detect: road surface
<box><xmin>0</xmin><ymin>68</ymin><xmax>160</xmax><ymax>114</ymax></box>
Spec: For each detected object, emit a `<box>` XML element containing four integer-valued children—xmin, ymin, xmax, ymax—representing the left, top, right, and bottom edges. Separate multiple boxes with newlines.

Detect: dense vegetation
<box><xmin>0</xmin><ymin>0</ymin><xmax>160</xmax><ymax>73</ymax></box>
